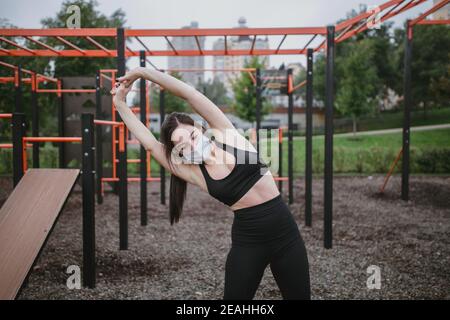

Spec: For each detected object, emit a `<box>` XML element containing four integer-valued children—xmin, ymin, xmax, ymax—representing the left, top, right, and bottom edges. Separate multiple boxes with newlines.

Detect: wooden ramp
<box><xmin>0</xmin><ymin>169</ymin><xmax>80</xmax><ymax>300</ymax></box>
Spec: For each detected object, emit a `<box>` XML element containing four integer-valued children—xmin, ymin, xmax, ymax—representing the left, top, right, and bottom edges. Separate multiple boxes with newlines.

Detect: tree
<box><xmin>149</xmin><ymin>71</ymin><xmax>190</xmax><ymax>114</ymax></box>
<box><xmin>336</xmin><ymin>40</ymin><xmax>379</xmax><ymax>135</ymax></box>
<box><xmin>231</xmin><ymin>56</ymin><xmax>272</xmax><ymax>123</ymax></box>
<box><xmin>40</xmin><ymin>0</ymin><xmax>127</xmax><ymax>77</ymax></box>
<box><xmin>393</xmin><ymin>24</ymin><xmax>450</xmax><ymax>115</ymax></box>
<box><xmin>0</xmin><ymin>1</ymin><xmax>127</xmax><ymax>139</ymax></box>
<box><xmin>198</xmin><ymin>77</ymin><xmax>231</xmax><ymax>107</ymax></box>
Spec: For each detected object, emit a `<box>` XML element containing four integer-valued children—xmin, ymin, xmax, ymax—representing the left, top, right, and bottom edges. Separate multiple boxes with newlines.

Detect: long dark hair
<box><xmin>160</xmin><ymin>112</ymin><xmax>205</xmax><ymax>225</ymax></box>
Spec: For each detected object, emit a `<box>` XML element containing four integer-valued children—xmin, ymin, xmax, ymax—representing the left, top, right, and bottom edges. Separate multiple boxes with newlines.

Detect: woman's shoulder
<box><xmin>208</xmin><ymin>127</ymin><xmax>257</xmax><ymax>153</ymax></box>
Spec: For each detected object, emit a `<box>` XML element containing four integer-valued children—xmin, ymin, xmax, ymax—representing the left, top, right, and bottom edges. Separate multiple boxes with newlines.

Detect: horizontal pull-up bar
<box><xmin>36</xmin><ymin>88</ymin><xmax>96</xmax><ymax>94</ymax></box>
<box><xmin>0</xmin><ymin>143</ymin><xmax>33</xmax><ymax>149</ymax></box>
<box><xmin>23</xmin><ymin>137</ymin><xmax>82</xmax><ymax>143</ymax></box>
<box><xmin>162</xmin><ymin>68</ymin><xmax>256</xmax><ymax>72</ymax></box>
<box><xmin>21</xmin><ymin>137</ymin><xmax>82</xmax><ymax>172</ymax></box>
<box><xmin>94</xmin><ymin>119</ymin><xmax>123</xmax><ymax>126</ymax></box>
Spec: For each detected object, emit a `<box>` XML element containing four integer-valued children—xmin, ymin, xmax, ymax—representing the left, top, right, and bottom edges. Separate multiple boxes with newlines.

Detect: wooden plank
<box><xmin>0</xmin><ymin>168</ymin><xmax>79</xmax><ymax>300</ymax></box>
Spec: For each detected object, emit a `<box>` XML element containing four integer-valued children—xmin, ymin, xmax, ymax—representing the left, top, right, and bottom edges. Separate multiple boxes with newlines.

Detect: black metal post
<box><xmin>256</xmin><ymin>68</ymin><xmax>262</xmax><ymax>154</ymax></box>
<box><xmin>58</xmin><ymin>80</ymin><xmax>65</xmax><ymax>168</ymax></box>
<box><xmin>278</xmin><ymin>129</ymin><xmax>283</xmax><ymax>192</ymax></box>
<box><xmin>402</xmin><ymin>23</ymin><xmax>412</xmax><ymax>201</ymax></box>
<box><xmin>81</xmin><ymin>113</ymin><xmax>96</xmax><ymax>288</ymax></box>
<box><xmin>140</xmin><ymin>50</ymin><xmax>148</xmax><ymax>226</ymax></box>
<box><xmin>12</xmin><ymin>113</ymin><xmax>25</xmax><ymax>187</ymax></box>
<box><xmin>31</xmin><ymin>75</ymin><xmax>39</xmax><ymax>168</ymax></box>
<box><xmin>14</xmin><ymin>66</ymin><xmax>22</xmax><ymax>113</ymax></box>
<box><xmin>117</xmin><ymin>27</ymin><xmax>128</xmax><ymax>250</ymax></box>
<box><xmin>305</xmin><ymin>48</ymin><xmax>313</xmax><ymax>227</ymax></box>
<box><xmin>159</xmin><ymin>87</ymin><xmax>166</xmax><ymax>205</ymax></box>
<box><xmin>287</xmin><ymin>69</ymin><xmax>294</xmax><ymax>205</ymax></box>
<box><xmin>95</xmin><ymin>71</ymin><xmax>103</xmax><ymax>204</ymax></box>
<box><xmin>324</xmin><ymin>26</ymin><xmax>335</xmax><ymax>249</ymax></box>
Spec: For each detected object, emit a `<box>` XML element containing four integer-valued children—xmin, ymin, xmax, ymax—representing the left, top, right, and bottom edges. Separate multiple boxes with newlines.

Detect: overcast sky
<box><xmin>1</xmin><ymin>0</ymin><xmax>435</xmax><ymax>74</ymax></box>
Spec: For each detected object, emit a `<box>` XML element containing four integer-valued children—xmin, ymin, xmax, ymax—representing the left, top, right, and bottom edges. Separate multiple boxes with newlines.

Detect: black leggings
<box><xmin>224</xmin><ymin>194</ymin><xmax>310</xmax><ymax>300</ymax></box>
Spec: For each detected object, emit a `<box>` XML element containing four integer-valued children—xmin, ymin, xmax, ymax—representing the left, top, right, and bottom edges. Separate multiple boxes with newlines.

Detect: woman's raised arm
<box><xmin>118</xmin><ymin>67</ymin><xmax>236</xmax><ymax>131</ymax></box>
<box><xmin>110</xmin><ymin>83</ymin><xmax>197</xmax><ymax>185</ymax></box>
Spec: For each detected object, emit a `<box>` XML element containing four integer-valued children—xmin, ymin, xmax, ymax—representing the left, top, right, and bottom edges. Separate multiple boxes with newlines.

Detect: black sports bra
<box><xmin>199</xmin><ymin>139</ymin><xmax>270</xmax><ymax>206</ymax></box>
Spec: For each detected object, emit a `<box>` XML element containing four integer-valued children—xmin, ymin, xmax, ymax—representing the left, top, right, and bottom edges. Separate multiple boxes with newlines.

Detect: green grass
<box><xmin>261</xmin><ymin>128</ymin><xmax>450</xmax><ymax>176</ymax></box>
<box><xmin>334</xmin><ymin>107</ymin><xmax>450</xmax><ymax>134</ymax></box>
<box><xmin>1</xmin><ymin>128</ymin><xmax>449</xmax><ymax>177</ymax></box>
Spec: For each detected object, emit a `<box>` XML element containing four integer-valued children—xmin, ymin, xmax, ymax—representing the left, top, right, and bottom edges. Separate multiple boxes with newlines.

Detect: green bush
<box><xmin>415</xmin><ymin>148</ymin><xmax>450</xmax><ymax>174</ymax></box>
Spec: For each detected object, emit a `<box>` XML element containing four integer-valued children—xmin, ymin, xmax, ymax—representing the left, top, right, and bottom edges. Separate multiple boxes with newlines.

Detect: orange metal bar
<box><xmin>0</xmin><ymin>113</ymin><xmax>13</xmax><ymax>119</ymax></box>
<box><xmin>102</xmin><ymin>177</ymin><xmax>161</xmax><ymax>182</ymax></box>
<box><xmin>94</xmin><ymin>119</ymin><xmax>122</xmax><ymax>126</ymax></box>
<box><xmin>85</xmin><ymin>36</ymin><xmax>113</xmax><ymax>55</ymax></box>
<box><xmin>55</xmin><ymin>36</ymin><xmax>86</xmax><ymax>55</ymax></box>
<box><xmin>279</xmin><ymin>127</ymin><xmax>283</xmax><ymax>144</ymax></box>
<box><xmin>417</xmin><ymin>19</ymin><xmax>450</xmax><ymax>25</ymax></box>
<box><xmin>126</xmin><ymin>27</ymin><xmax>326</xmax><ymax>37</ymax></box>
<box><xmin>379</xmin><ymin>148</ymin><xmax>403</xmax><ymax>193</ymax></box>
<box><xmin>0</xmin><ymin>36</ymin><xmax>35</xmax><ymax>54</ymax></box>
<box><xmin>22</xmin><ymin>137</ymin><xmax>82</xmax><ymax>172</ymax></box>
<box><xmin>0</xmin><ymin>48</ymin><xmax>311</xmax><ymax>57</ymax></box>
<box><xmin>0</xmin><ymin>143</ymin><xmax>32</xmax><ymax>149</ymax></box>
<box><xmin>273</xmin><ymin>177</ymin><xmax>289</xmax><ymax>181</ymax></box>
<box><xmin>24</xmin><ymin>36</ymin><xmax>60</xmax><ymax>54</ymax></box>
<box><xmin>0</xmin><ymin>28</ymin><xmax>117</xmax><ymax>37</ymax></box>
<box><xmin>35</xmin><ymin>89</ymin><xmax>96</xmax><ymax>93</ymax></box>
<box><xmin>410</xmin><ymin>0</ymin><xmax>450</xmax><ymax>26</ymax></box>
<box><xmin>287</xmin><ymin>73</ymin><xmax>294</xmax><ymax>94</ymax></box>
<box><xmin>23</xmin><ymin>137</ymin><xmax>82</xmax><ymax>143</ymax></box>
<box><xmin>291</xmin><ymin>79</ymin><xmax>307</xmax><ymax>93</ymax></box>
<box><xmin>118</xmin><ymin>123</ymin><xmax>125</xmax><ymax>153</ymax></box>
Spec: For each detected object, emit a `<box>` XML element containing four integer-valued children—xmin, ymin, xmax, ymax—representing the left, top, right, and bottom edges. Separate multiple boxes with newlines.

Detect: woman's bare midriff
<box><xmin>229</xmin><ymin>173</ymin><xmax>281</xmax><ymax>211</ymax></box>
<box><xmin>192</xmin><ymin>164</ymin><xmax>280</xmax><ymax>212</ymax></box>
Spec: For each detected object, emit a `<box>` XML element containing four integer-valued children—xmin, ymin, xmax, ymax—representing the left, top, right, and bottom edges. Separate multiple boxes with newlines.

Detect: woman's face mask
<box><xmin>181</xmin><ymin>134</ymin><xmax>212</xmax><ymax>164</ymax></box>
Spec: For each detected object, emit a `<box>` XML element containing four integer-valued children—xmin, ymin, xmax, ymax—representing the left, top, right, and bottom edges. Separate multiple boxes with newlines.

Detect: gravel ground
<box><xmin>0</xmin><ymin>175</ymin><xmax>449</xmax><ymax>300</ymax></box>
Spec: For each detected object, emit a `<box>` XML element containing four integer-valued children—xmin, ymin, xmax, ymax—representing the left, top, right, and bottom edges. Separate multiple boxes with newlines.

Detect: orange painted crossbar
<box><xmin>164</xmin><ymin>68</ymin><xmax>256</xmax><ymax>72</ymax></box>
<box><xmin>93</xmin><ymin>119</ymin><xmax>125</xmax><ymax>152</ymax></box>
<box><xmin>273</xmin><ymin>177</ymin><xmax>289</xmax><ymax>181</ymax></box>
<box><xmin>94</xmin><ymin>119</ymin><xmax>122</xmax><ymax>126</ymax></box>
<box><xmin>0</xmin><ymin>143</ymin><xmax>32</xmax><ymax>149</ymax></box>
<box><xmin>102</xmin><ymin>177</ymin><xmax>161</xmax><ymax>182</ymax></box>
<box><xmin>0</xmin><ymin>113</ymin><xmax>13</xmax><ymax>119</ymax></box>
<box><xmin>22</xmin><ymin>137</ymin><xmax>82</xmax><ymax>172</ymax></box>
<box><xmin>36</xmin><ymin>89</ymin><xmax>96</xmax><ymax>93</ymax></box>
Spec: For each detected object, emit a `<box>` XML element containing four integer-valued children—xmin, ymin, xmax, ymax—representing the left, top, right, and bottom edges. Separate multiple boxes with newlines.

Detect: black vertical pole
<box><xmin>95</xmin><ymin>71</ymin><xmax>103</xmax><ymax>204</ymax></box>
<box><xmin>159</xmin><ymin>87</ymin><xmax>166</xmax><ymax>205</ymax></box>
<box><xmin>287</xmin><ymin>69</ymin><xmax>294</xmax><ymax>205</ymax></box>
<box><xmin>58</xmin><ymin>80</ymin><xmax>65</xmax><ymax>168</ymax></box>
<box><xmin>117</xmin><ymin>27</ymin><xmax>128</xmax><ymax>250</ymax></box>
<box><xmin>14</xmin><ymin>66</ymin><xmax>22</xmax><ymax>113</ymax></box>
<box><xmin>81</xmin><ymin>113</ymin><xmax>96</xmax><ymax>288</ymax></box>
<box><xmin>305</xmin><ymin>48</ymin><xmax>314</xmax><ymax>227</ymax></box>
<box><xmin>255</xmin><ymin>68</ymin><xmax>262</xmax><ymax>154</ymax></box>
<box><xmin>324</xmin><ymin>26</ymin><xmax>335</xmax><ymax>249</ymax></box>
<box><xmin>278</xmin><ymin>129</ymin><xmax>283</xmax><ymax>192</ymax></box>
<box><xmin>140</xmin><ymin>50</ymin><xmax>148</xmax><ymax>226</ymax></box>
<box><xmin>402</xmin><ymin>23</ymin><xmax>412</xmax><ymax>201</ymax></box>
<box><xmin>31</xmin><ymin>75</ymin><xmax>39</xmax><ymax>168</ymax></box>
<box><xmin>31</xmin><ymin>74</ymin><xmax>39</xmax><ymax>168</ymax></box>
<box><xmin>12</xmin><ymin>113</ymin><xmax>25</xmax><ymax>187</ymax></box>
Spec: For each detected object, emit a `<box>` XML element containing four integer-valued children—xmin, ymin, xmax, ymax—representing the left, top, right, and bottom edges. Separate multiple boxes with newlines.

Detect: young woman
<box><xmin>111</xmin><ymin>67</ymin><xmax>310</xmax><ymax>300</ymax></box>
